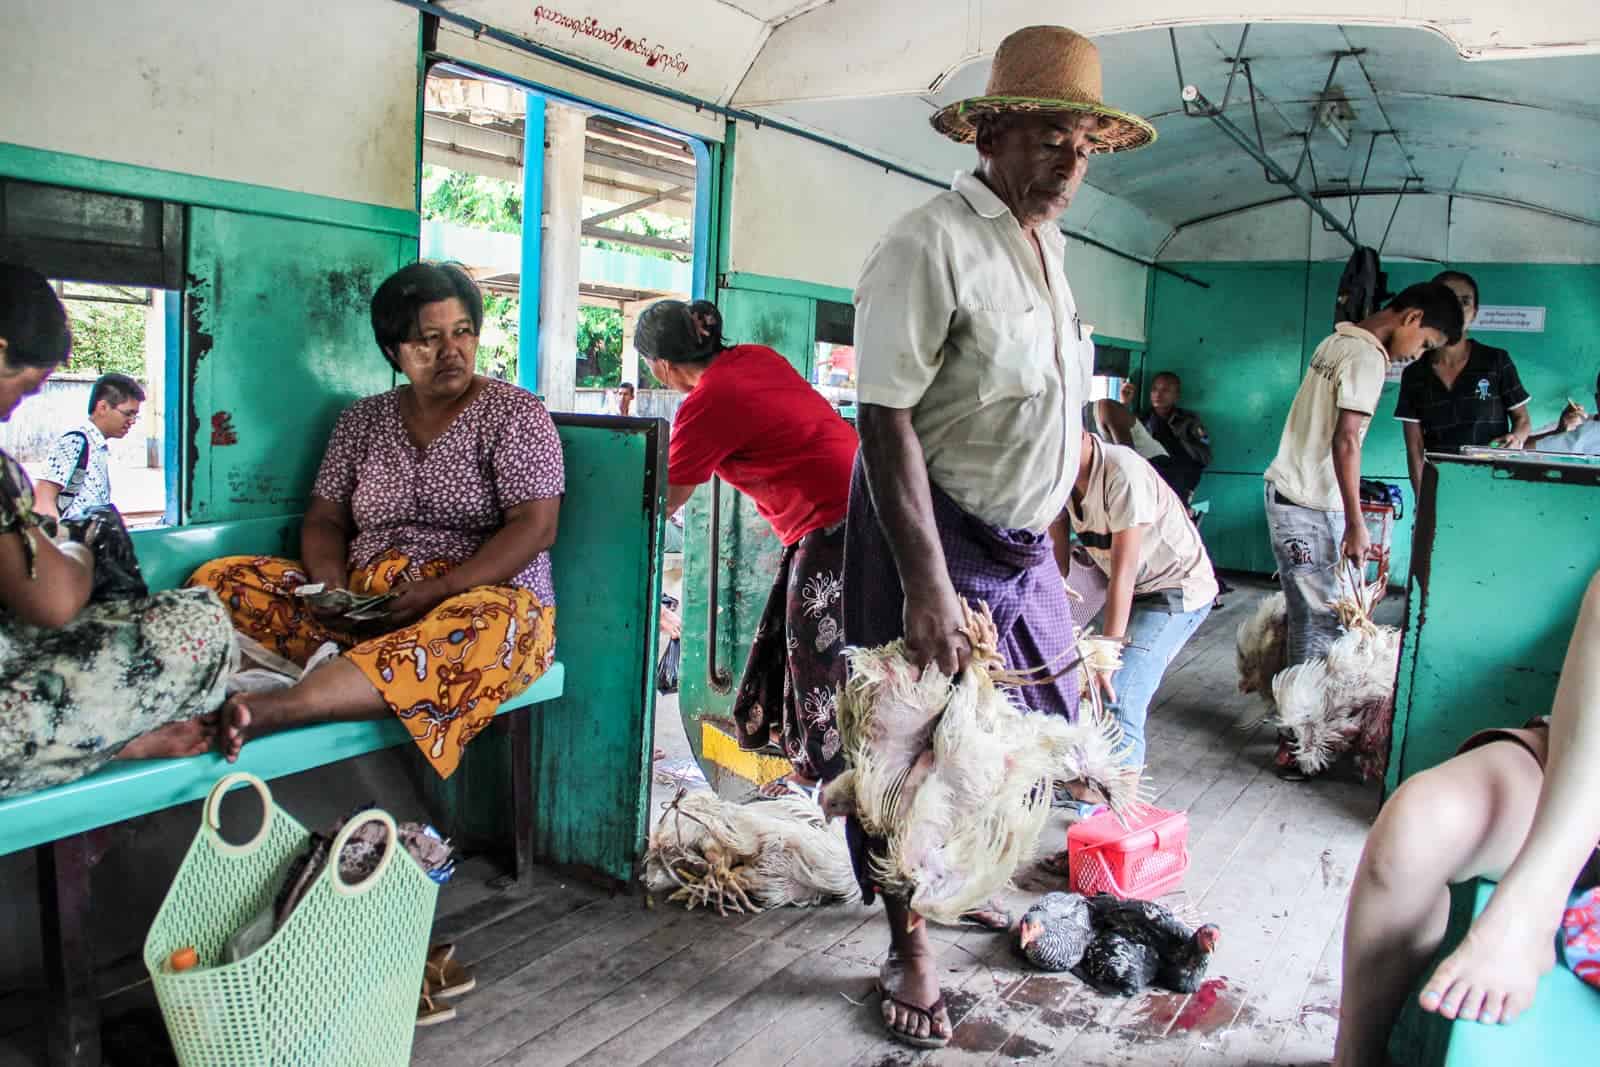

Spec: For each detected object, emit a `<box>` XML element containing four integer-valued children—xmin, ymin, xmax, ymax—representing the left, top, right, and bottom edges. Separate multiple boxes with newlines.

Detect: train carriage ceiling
<box><xmin>436</xmin><ymin>2</ymin><xmax>1600</xmax><ymax>253</ymax></box>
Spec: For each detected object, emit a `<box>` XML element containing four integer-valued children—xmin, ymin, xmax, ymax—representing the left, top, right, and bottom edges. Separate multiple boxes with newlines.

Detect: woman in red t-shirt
<box><xmin>637</xmin><ymin>300</ymin><xmax>858</xmax><ymax>794</ymax></box>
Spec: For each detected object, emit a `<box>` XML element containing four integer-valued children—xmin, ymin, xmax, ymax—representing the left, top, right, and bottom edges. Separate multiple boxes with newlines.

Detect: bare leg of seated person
<box><xmin>1332</xmin><ymin>740</ymin><xmax>1543</xmax><ymax>1066</ymax></box>
<box><xmin>115</xmin><ymin>717</ymin><xmax>220</xmax><ymax>761</ymax></box>
<box><xmin>1418</xmin><ymin>572</ymin><xmax>1600</xmax><ymax>1026</ymax></box>
<box><xmin>217</xmin><ymin>656</ymin><xmax>387</xmax><ymax>762</ymax></box>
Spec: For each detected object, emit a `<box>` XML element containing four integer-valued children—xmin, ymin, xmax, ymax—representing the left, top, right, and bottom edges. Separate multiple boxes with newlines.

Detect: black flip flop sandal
<box><xmin>875</xmin><ymin>982</ymin><xmax>951</xmax><ymax>1049</ymax></box>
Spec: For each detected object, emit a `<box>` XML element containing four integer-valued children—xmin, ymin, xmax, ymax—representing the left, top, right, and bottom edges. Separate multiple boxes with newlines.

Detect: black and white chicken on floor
<box><xmin>1018</xmin><ymin>891</ymin><xmax>1221</xmax><ymax>997</ymax></box>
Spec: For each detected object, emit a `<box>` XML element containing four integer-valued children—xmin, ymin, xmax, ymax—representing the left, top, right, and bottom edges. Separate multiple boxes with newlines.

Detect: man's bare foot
<box><xmin>1418</xmin><ymin>892</ymin><xmax>1559</xmax><ymax>1025</ymax></box>
<box><xmin>878</xmin><ymin>945</ymin><xmax>950</xmax><ymax>1047</ymax></box>
<box><xmin>117</xmin><ymin>718</ymin><xmax>216</xmax><ymax>760</ymax></box>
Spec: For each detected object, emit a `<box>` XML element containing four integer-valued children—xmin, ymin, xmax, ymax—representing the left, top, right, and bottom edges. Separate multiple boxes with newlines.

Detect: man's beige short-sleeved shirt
<box><xmin>1265</xmin><ymin>323</ymin><xmax>1390</xmax><ymax>512</ymax></box>
<box><xmin>854</xmin><ymin>172</ymin><xmax>1093</xmax><ymax>533</ymax></box>
<box><xmin>1067</xmin><ymin>436</ymin><xmax>1219</xmax><ymax>613</ymax></box>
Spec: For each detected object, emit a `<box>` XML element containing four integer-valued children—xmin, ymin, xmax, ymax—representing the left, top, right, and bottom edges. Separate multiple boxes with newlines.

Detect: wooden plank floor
<box><xmin>0</xmin><ymin>578</ymin><xmax>1390</xmax><ymax>1066</ymax></box>
<box><xmin>418</xmin><ymin>578</ymin><xmax>1387</xmax><ymax>1067</ymax></box>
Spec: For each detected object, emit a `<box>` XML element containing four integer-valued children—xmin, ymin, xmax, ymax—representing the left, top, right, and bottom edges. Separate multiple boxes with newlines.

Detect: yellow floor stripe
<box><xmin>700</xmin><ymin>721</ymin><xmax>791</xmax><ymax>784</ymax></box>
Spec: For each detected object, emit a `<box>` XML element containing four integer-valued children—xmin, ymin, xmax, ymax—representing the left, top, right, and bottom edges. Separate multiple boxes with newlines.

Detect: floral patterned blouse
<box><xmin>312</xmin><ymin>377</ymin><xmax>565</xmax><ymax>604</ymax></box>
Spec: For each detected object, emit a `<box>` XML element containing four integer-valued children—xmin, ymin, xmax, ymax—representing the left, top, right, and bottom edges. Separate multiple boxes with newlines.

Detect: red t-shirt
<box><xmin>669</xmin><ymin>344</ymin><xmax>857</xmax><ymax>545</ymax></box>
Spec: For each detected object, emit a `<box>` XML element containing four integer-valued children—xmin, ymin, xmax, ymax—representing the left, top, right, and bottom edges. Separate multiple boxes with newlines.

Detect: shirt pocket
<box><xmin>963</xmin><ymin>306</ymin><xmax>1047</xmax><ymax>403</ymax></box>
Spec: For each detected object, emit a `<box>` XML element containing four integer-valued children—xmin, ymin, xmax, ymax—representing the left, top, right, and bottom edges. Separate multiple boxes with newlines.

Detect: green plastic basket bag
<box><xmin>143</xmin><ymin>773</ymin><xmax>438</xmax><ymax>1066</ymax></box>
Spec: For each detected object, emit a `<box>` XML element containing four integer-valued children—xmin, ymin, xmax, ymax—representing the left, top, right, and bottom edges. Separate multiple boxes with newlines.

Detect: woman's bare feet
<box><xmin>116</xmin><ymin>717</ymin><xmax>216</xmax><ymax>760</ymax></box>
<box><xmin>1418</xmin><ymin>889</ymin><xmax>1560</xmax><ymax>1025</ymax></box>
<box><xmin>213</xmin><ymin>696</ymin><xmax>256</xmax><ymax>763</ymax></box>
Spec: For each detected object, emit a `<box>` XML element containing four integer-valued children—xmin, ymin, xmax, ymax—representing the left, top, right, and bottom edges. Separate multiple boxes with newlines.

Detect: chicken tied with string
<box><xmin>1017</xmin><ymin>891</ymin><xmax>1221</xmax><ymax>996</ymax></box>
<box><xmin>643</xmin><ymin>788</ymin><xmax>858</xmax><ymax>915</ymax></box>
<box><xmin>1235</xmin><ymin>566</ymin><xmax>1400</xmax><ymax>779</ymax></box>
<box><xmin>818</xmin><ymin>600</ymin><xmax>1142</xmax><ymax>925</ymax></box>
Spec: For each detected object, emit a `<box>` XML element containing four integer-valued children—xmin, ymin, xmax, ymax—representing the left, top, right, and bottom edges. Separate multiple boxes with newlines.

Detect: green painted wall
<box><xmin>1146</xmin><ymin>261</ymin><xmax>1600</xmax><ymax>578</ymax></box>
<box><xmin>1388</xmin><ymin>458</ymin><xmax>1600</xmax><ymax>788</ymax></box>
<box><xmin>186</xmin><ymin>209</ymin><xmax>410</xmax><ymax>522</ymax></box>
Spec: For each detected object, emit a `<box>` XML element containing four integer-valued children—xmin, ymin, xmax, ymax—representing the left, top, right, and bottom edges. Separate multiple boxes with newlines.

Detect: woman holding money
<box><xmin>188</xmin><ymin>262</ymin><xmax>562</xmax><ymax>778</ymax></box>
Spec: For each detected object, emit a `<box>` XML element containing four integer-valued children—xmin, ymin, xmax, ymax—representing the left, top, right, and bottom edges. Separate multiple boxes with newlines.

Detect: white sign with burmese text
<box><xmin>1475</xmin><ymin>305</ymin><xmax>1546</xmax><ymax>333</ymax></box>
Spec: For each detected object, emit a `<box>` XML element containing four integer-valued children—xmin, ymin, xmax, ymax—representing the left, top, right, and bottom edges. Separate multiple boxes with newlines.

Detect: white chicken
<box><xmin>820</xmin><ymin>601</ymin><xmax>1140</xmax><ymax>925</ymax></box>
<box><xmin>1245</xmin><ymin>576</ymin><xmax>1400</xmax><ymax>779</ymax></box>
<box><xmin>1235</xmin><ymin>592</ymin><xmax>1288</xmax><ymax>703</ymax></box>
<box><xmin>642</xmin><ymin>788</ymin><xmax>857</xmax><ymax>915</ymax></box>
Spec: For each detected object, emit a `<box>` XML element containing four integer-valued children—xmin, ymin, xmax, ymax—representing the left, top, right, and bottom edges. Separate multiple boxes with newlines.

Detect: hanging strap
<box><xmin>55</xmin><ymin>431</ymin><xmax>91</xmax><ymax>510</ymax></box>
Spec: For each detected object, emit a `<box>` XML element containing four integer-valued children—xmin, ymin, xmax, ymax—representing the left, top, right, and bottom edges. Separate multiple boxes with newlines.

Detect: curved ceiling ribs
<box><xmin>433</xmin><ymin>2</ymin><xmax>1600</xmax><ymax>253</ymax></box>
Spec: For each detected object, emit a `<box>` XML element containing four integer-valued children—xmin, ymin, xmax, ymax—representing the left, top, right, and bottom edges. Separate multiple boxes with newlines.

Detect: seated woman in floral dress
<box><xmin>189</xmin><ymin>262</ymin><xmax>562</xmax><ymax>778</ymax></box>
<box><xmin>0</xmin><ymin>264</ymin><xmax>236</xmax><ymax>798</ymax></box>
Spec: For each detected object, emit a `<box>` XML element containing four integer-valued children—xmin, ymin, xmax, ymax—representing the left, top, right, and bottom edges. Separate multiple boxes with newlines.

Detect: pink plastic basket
<box><xmin>1067</xmin><ymin>805</ymin><xmax>1190</xmax><ymax>900</ymax></box>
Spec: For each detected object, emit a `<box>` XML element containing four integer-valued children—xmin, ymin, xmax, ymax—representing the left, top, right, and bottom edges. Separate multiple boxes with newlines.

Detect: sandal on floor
<box><xmin>425</xmin><ymin>943</ymin><xmax>476</xmax><ymax>999</ymax></box>
<box><xmin>874</xmin><ymin>982</ymin><xmax>951</xmax><ymax>1049</ymax></box>
<box><xmin>1039</xmin><ymin>850</ymin><xmax>1072</xmax><ymax>878</ymax></box>
<box><xmin>958</xmin><ymin>900</ymin><xmax>1013</xmax><ymax>931</ymax></box>
<box><xmin>417</xmin><ymin>991</ymin><xmax>457</xmax><ymax>1027</ymax></box>
<box><xmin>748</xmin><ymin>778</ymin><xmax>819</xmax><ymax>803</ymax></box>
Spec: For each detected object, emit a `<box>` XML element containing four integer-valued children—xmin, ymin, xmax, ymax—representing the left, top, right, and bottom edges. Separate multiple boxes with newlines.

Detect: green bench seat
<box><xmin>1</xmin><ymin>513</ymin><xmax>567</xmax><ymax>860</ymax></box>
<box><xmin>1392</xmin><ymin>877</ymin><xmax>1600</xmax><ymax>1066</ymax></box>
<box><xmin>0</xmin><ymin>665</ymin><xmax>563</xmax><ymax>859</ymax></box>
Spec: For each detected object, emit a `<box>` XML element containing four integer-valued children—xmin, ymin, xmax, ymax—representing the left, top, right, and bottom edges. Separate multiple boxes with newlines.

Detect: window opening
<box><xmin>0</xmin><ymin>181</ymin><xmax>181</xmax><ymax>527</ymax></box>
<box><xmin>812</xmin><ymin>299</ymin><xmax>856</xmax><ymax>412</ymax></box>
<box><xmin>423</xmin><ymin>64</ymin><xmax>700</xmax><ymax>416</ymax></box>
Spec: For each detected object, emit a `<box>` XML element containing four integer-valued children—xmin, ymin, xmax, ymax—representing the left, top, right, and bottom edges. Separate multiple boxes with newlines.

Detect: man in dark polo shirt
<box><xmin>1393</xmin><ymin>270</ymin><xmax>1531</xmax><ymax>497</ymax></box>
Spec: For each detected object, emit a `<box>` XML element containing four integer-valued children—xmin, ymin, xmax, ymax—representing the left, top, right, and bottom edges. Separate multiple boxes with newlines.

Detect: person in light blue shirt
<box><xmin>1531</xmin><ymin>370</ymin><xmax>1600</xmax><ymax>455</ymax></box>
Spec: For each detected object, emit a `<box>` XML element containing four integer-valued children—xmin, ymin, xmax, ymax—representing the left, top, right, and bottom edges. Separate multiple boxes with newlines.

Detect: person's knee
<box><xmin>186</xmin><ymin>556</ymin><xmax>246</xmax><ymax>588</ymax></box>
<box><xmin>1361</xmin><ymin>773</ymin><xmax>1476</xmax><ymax>892</ymax></box>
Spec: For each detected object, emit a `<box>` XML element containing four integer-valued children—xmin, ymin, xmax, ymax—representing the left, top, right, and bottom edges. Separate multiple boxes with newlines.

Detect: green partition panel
<box><xmin>1388</xmin><ymin>456</ymin><xmax>1600</xmax><ymax>790</ymax></box>
<box><xmin>420</xmin><ymin>417</ymin><xmax>667</xmax><ymax>883</ymax></box>
<box><xmin>186</xmin><ymin>208</ymin><xmax>408</xmax><ymax>523</ymax></box>
<box><xmin>717</xmin><ymin>287</ymin><xmax>815</xmax><ymax>374</ymax></box>
<box><xmin>1147</xmin><ymin>260</ymin><xmax>1600</xmax><ymax>579</ymax></box>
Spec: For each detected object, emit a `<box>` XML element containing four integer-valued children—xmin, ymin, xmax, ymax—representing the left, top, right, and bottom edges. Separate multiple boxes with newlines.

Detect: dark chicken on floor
<box><xmin>1018</xmin><ymin>891</ymin><xmax>1221</xmax><ymax>997</ymax></box>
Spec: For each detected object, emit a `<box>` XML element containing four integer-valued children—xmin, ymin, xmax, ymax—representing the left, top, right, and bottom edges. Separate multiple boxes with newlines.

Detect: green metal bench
<box><xmin>1391</xmin><ymin>877</ymin><xmax>1600</xmax><ymax>1065</ymax></box>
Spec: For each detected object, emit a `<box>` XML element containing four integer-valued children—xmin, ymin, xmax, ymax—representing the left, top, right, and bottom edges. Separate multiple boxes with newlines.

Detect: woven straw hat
<box><xmin>930</xmin><ymin>26</ymin><xmax>1155</xmax><ymax>152</ymax></box>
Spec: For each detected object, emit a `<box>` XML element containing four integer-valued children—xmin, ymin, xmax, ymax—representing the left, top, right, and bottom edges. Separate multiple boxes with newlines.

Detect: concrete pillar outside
<box><xmin>536</xmin><ymin>101</ymin><xmax>586</xmax><ymax>411</ymax></box>
<box><xmin>619</xmin><ymin>300</ymin><xmax>645</xmax><ymax>388</ymax></box>
<box><xmin>143</xmin><ymin>296</ymin><xmax>165</xmax><ymax>468</ymax></box>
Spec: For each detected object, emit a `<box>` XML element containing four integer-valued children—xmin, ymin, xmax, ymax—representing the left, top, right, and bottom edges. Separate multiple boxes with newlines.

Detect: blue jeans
<box><xmin>1263</xmin><ymin>481</ymin><xmax>1346</xmax><ymax>668</ymax></box>
<box><xmin>1095</xmin><ymin>598</ymin><xmax>1212</xmax><ymax>768</ymax></box>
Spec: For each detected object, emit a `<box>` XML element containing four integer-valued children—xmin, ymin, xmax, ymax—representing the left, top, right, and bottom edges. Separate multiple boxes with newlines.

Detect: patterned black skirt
<box><xmin>729</xmin><ymin>521</ymin><xmax>847</xmax><ymax>783</ymax></box>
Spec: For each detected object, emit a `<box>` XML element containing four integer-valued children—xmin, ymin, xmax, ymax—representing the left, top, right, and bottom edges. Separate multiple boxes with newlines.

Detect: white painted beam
<box><xmin>537</xmin><ymin>101</ymin><xmax>586</xmax><ymax>411</ymax></box>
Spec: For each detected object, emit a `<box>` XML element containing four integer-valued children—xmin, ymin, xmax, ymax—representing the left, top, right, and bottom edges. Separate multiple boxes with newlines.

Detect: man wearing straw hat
<box><xmin>843</xmin><ymin>24</ymin><xmax>1155</xmax><ymax>1048</ymax></box>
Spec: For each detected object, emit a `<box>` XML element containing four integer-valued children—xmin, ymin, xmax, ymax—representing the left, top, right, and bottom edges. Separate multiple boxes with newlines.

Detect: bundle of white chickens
<box><xmin>819</xmin><ymin>601</ymin><xmax>1141</xmax><ymax>925</ymax></box>
<box><xmin>1235</xmin><ymin>569</ymin><xmax>1400</xmax><ymax>779</ymax></box>
<box><xmin>643</xmin><ymin>788</ymin><xmax>858</xmax><ymax>915</ymax></box>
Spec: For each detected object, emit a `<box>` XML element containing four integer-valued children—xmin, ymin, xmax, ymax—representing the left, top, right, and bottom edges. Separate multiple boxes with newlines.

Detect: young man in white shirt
<box><xmin>1263</xmin><ymin>283</ymin><xmax>1462</xmax><ymax>682</ymax></box>
<box><xmin>34</xmin><ymin>373</ymin><xmax>145</xmax><ymax>521</ymax></box>
<box><xmin>1068</xmin><ymin>432</ymin><xmax>1218</xmax><ymax>771</ymax></box>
